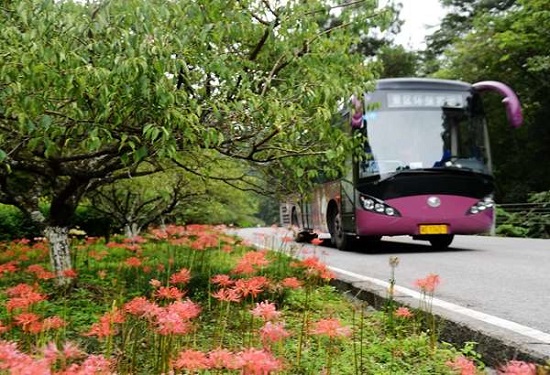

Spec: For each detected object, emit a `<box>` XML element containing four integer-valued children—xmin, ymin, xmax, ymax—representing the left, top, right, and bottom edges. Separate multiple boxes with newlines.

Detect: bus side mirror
<box><xmin>473</xmin><ymin>81</ymin><xmax>523</xmax><ymax>128</ymax></box>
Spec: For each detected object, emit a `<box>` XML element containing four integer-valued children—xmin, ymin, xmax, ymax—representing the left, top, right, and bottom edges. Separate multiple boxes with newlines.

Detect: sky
<box><xmin>388</xmin><ymin>0</ymin><xmax>447</xmax><ymax>49</ymax></box>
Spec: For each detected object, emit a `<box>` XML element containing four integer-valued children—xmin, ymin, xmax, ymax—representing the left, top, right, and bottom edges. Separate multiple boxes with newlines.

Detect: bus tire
<box><xmin>330</xmin><ymin>210</ymin><xmax>354</xmax><ymax>251</ymax></box>
<box><xmin>428</xmin><ymin>235</ymin><xmax>454</xmax><ymax>250</ymax></box>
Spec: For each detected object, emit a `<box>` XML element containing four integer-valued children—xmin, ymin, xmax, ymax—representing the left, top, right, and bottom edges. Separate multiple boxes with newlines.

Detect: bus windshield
<box><xmin>359</xmin><ymin>95</ymin><xmax>490</xmax><ymax>179</ymax></box>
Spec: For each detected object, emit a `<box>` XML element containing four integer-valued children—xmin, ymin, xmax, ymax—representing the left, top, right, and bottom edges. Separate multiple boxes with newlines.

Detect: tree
<box><xmin>0</xmin><ymin>0</ymin><xmax>390</xmax><ymax>285</ymax></box>
<box><xmin>422</xmin><ymin>0</ymin><xmax>517</xmax><ymax>74</ymax></box>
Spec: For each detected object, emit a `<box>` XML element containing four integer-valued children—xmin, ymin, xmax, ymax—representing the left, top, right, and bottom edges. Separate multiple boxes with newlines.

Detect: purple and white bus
<box><xmin>281</xmin><ymin>78</ymin><xmax>523</xmax><ymax>251</ymax></box>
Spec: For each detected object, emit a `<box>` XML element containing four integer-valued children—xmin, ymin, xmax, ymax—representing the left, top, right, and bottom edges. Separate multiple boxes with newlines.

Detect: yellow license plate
<box><xmin>419</xmin><ymin>224</ymin><xmax>449</xmax><ymax>235</ymax></box>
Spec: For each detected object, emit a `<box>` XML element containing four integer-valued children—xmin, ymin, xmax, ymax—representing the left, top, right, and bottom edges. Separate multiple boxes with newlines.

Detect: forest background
<box><xmin>0</xmin><ymin>0</ymin><xmax>549</xmax><ymax>282</ymax></box>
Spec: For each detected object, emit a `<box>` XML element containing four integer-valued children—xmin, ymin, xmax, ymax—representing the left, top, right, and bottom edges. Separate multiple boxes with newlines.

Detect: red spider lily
<box><xmin>169</xmin><ymin>268</ymin><xmax>192</xmax><ymax>285</ymax></box>
<box><xmin>414</xmin><ymin>273</ymin><xmax>441</xmax><ymax>293</ymax></box>
<box><xmin>234</xmin><ymin>276</ymin><xmax>269</xmax><ymax>299</ymax></box>
<box><xmin>124</xmin><ymin>297</ymin><xmax>161</xmax><ymax>319</ymax></box>
<box><xmin>446</xmin><ymin>355</ymin><xmax>477</xmax><ymax>375</ymax></box>
<box><xmin>42</xmin><ymin>341</ymin><xmax>86</xmax><ymax>363</ymax></box>
<box><xmin>42</xmin><ymin>316</ymin><xmax>67</xmax><ymax>331</ymax></box>
<box><xmin>221</xmin><ymin>244</ymin><xmax>233</xmax><ymax>253</ymax></box>
<box><xmin>5</xmin><ymin>283</ymin><xmax>47</xmax><ymax>312</ymax></box>
<box><xmin>6</xmin><ymin>283</ymin><xmax>38</xmax><ymax>297</ymax></box>
<box><xmin>14</xmin><ymin>312</ymin><xmax>42</xmax><ymax>333</ymax></box>
<box><xmin>0</xmin><ymin>261</ymin><xmax>18</xmax><ymax>276</ymax></box>
<box><xmin>149</xmin><ymin>278</ymin><xmax>162</xmax><ymax>288</ymax></box>
<box><xmin>84</xmin><ymin>308</ymin><xmax>125</xmax><ymax>338</ymax></box>
<box><xmin>211</xmin><ymin>274</ymin><xmax>234</xmax><ymax>287</ymax></box>
<box><xmin>26</xmin><ymin>264</ymin><xmax>55</xmax><ymax>280</ymax></box>
<box><xmin>154</xmin><ymin>310</ymin><xmax>192</xmax><ymax>335</ymax></box>
<box><xmin>123</xmin><ymin>235</ymin><xmax>146</xmax><ymax>244</ymax></box>
<box><xmin>260</xmin><ymin>322</ymin><xmax>290</xmax><ymax>344</ymax></box>
<box><xmin>251</xmin><ymin>301</ymin><xmax>281</xmax><ymax>321</ymax></box>
<box><xmin>211</xmin><ymin>288</ymin><xmax>242</xmax><ymax>303</ymax></box>
<box><xmin>498</xmin><ymin>360</ymin><xmax>537</xmax><ymax>375</ymax></box>
<box><xmin>124</xmin><ymin>257</ymin><xmax>142</xmax><ymax>267</ymax></box>
<box><xmin>294</xmin><ymin>256</ymin><xmax>335</xmax><ymax>281</ymax></box>
<box><xmin>172</xmin><ymin>349</ymin><xmax>211</xmax><ymax>371</ymax></box>
<box><xmin>232</xmin><ymin>251</ymin><xmax>270</xmax><ymax>275</ymax></box>
<box><xmin>238</xmin><ymin>348</ymin><xmax>283</xmax><ymax>374</ymax></box>
<box><xmin>167</xmin><ymin>299</ymin><xmax>201</xmax><ymax>320</ymax></box>
<box><xmin>62</xmin><ymin>269</ymin><xmax>78</xmax><ymax>278</ymax></box>
<box><xmin>394</xmin><ymin>307</ymin><xmax>413</xmax><ymax>318</ymax></box>
<box><xmin>0</xmin><ymin>320</ymin><xmax>8</xmax><ymax>334</ymax></box>
<box><xmin>280</xmin><ymin>277</ymin><xmax>302</xmax><ymax>289</ymax></box>
<box><xmin>310</xmin><ymin>318</ymin><xmax>352</xmax><ymax>339</ymax></box>
<box><xmin>207</xmin><ymin>348</ymin><xmax>243</xmax><ymax>370</ymax></box>
<box><xmin>154</xmin><ymin>286</ymin><xmax>186</xmax><ymax>300</ymax></box>
<box><xmin>74</xmin><ymin>354</ymin><xmax>113</xmax><ymax>374</ymax></box>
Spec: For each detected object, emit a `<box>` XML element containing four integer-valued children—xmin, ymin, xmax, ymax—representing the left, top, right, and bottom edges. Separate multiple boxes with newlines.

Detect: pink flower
<box><xmin>211</xmin><ymin>274</ymin><xmax>234</xmax><ymax>287</ymax></box>
<box><xmin>207</xmin><ymin>348</ymin><xmax>243</xmax><ymax>370</ymax></box>
<box><xmin>167</xmin><ymin>299</ymin><xmax>201</xmax><ymax>320</ymax></box>
<box><xmin>446</xmin><ymin>355</ymin><xmax>477</xmax><ymax>375</ymax></box>
<box><xmin>149</xmin><ymin>278</ymin><xmax>162</xmax><ymax>288</ymax></box>
<box><xmin>172</xmin><ymin>349</ymin><xmax>211</xmax><ymax>371</ymax></box>
<box><xmin>62</xmin><ymin>268</ymin><xmax>78</xmax><ymax>278</ymax></box>
<box><xmin>124</xmin><ymin>297</ymin><xmax>159</xmax><ymax>319</ymax></box>
<box><xmin>234</xmin><ymin>276</ymin><xmax>269</xmax><ymax>299</ymax></box>
<box><xmin>125</xmin><ymin>257</ymin><xmax>142</xmax><ymax>267</ymax></box>
<box><xmin>414</xmin><ymin>273</ymin><xmax>441</xmax><ymax>293</ymax></box>
<box><xmin>155</xmin><ymin>286</ymin><xmax>185</xmax><ymax>300</ymax></box>
<box><xmin>212</xmin><ymin>288</ymin><xmax>242</xmax><ymax>303</ymax></box>
<box><xmin>232</xmin><ymin>251</ymin><xmax>270</xmax><ymax>274</ymax></box>
<box><xmin>310</xmin><ymin>318</ymin><xmax>352</xmax><ymax>339</ymax></box>
<box><xmin>84</xmin><ymin>308</ymin><xmax>125</xmax><ymax>338</ymax></box>
<box><xmin>260</xmin><ymin>322</ymin><xmax>290</xmax><ymax>344</ymax></box>
<box><xmin>154</xmin><ymin>310</ymin><xmax>191</xmax><ymax>336</ymax></box>
<box><xmin>280</xmin><ymin>277</ymin><xmax>302</xmax><ymax>289</ymax></box>
<box><xmin>395</xmin><ymin>307</ymin><xmax>413</xmax><ymax>318</ymax></box>
<box><xmin>295</xmin><ymin>256</ymin><xmax>335</xmax><ymax>281</ymax></box>
<box><xmin>251</xmin><ymin>301</ymin><xmax>281</xmax><ymax>321</ymax></box>
<box><xmin>169</xmin><ymin>268</ymin><xmax>191</xmax><ymax>285</ymax></box>
<box><xmin>238</xmin><ymin>348</ymin><xmax>283</xmax><ymax>374</ymax></box>
<box><xmin>14</xmin><ymin>312</ymin><xmax>42</xmax><ymax>333</ymax></box>
<box><xmin>78</xmin><ymin>354</ymin><xmax>113</xmax><ymax>374</ymax></box>
<box><xmin>498</xmin><ymin>360</ymin><xmax>537</xmax><ymax>375</ymax></box>
<box><xmin>42</xmin><ymin>316</ymin><xmax>66</xmax><ymax>331</ymax></box>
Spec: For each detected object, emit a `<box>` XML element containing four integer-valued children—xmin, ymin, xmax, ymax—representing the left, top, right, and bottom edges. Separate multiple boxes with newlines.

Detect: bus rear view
<box><xmin>284</xmin><ymin>78</ymin><xmax>523</xmax><ymax>251</ymax></box>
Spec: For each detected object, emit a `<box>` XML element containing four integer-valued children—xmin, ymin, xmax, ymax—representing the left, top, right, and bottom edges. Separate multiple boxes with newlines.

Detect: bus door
<box><xmin>340</xmin><ymin>157</ymin><xmax>356</xmax><ymax>232</ymax></box>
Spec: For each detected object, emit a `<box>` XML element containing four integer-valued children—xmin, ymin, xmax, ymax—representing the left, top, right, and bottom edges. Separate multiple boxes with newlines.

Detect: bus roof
<box><xmin>376</xmin><ymin>78</ymin><xmax>472</xmax><ymax>91</ymax></box>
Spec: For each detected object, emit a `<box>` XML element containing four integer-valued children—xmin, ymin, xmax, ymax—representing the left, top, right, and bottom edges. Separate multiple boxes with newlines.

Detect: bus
<box><xmin>280</xmin><ymin>77</ymin><xmax>523</xmax><ymax>251</ymax></box>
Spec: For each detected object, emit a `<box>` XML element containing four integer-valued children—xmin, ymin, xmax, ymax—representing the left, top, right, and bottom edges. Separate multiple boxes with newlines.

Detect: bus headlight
<box><xmin>359</xmin><ymin>195</ymin><xmax>401</xmax><ymax>217</ymax></box>
<box><xmin>467</xmin><ymin>196</ymin><xmax>495</xmax><ymax>215</ymax></box>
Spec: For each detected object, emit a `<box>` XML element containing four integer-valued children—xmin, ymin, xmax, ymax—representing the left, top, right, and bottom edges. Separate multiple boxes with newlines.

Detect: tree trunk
<box><xmin>44</xmin><ymin>226</ymin><xmax>74</xmax><ymax>286</ymax></box>
<box><xmin>124</xmin><ymin>222</ymin><xmax>141</xmax><ymax>238</ymax></box>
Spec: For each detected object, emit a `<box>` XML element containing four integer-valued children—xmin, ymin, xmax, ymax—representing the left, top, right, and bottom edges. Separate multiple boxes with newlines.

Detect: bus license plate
<box><xmin>419</xmin><ymin>224</ymin><xmax>448</xmax><ymax>235</ymax></box>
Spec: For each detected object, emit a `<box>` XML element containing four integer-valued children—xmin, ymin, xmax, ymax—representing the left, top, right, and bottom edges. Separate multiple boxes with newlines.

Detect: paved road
<box><xmin>234</xmin><ymin>227</ymin><xmax>550</xmax><ymax>363</ymax></box>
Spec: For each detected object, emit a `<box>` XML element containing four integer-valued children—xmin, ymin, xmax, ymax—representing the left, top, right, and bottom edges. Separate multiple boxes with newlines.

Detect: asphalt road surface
<box><xmin>233</xmin><ymin>227</ymin><xmax>550</xmax><ymax>363</ymax></box>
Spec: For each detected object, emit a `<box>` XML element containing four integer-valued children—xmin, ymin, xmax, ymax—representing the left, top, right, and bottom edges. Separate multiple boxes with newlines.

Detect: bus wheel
<box><xmin>428</xmin><ymin>235</ymin><xmax>454</xmax><ymax>250</ymax></box>
<box><xmin>330</xmin><ymin>211</ymin><xmax>353</xmax><ymax>251</ymax></box>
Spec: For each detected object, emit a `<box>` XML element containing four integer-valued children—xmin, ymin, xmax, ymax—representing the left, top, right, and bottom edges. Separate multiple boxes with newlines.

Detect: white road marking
<box><xmin>331</xmin><ymin>266</ymin><xmax>550</xmax><ymax>344</ymax></box>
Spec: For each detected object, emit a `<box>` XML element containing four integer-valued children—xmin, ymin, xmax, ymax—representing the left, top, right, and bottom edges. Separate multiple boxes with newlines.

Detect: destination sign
<box><xmin>387</xmin><ymin>92</ymin><xmax>466</xmax><ymax>108</ymax></box>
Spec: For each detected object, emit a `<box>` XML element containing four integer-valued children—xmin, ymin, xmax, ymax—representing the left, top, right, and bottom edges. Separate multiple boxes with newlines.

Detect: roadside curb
<box><xmin>329</xmin><ymin>273</ymin><xmax>550</xmax><ymax>368</ymax></box>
